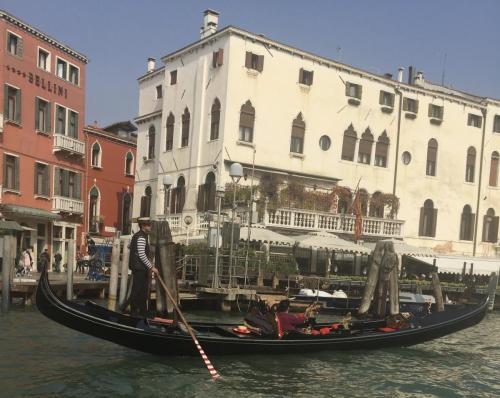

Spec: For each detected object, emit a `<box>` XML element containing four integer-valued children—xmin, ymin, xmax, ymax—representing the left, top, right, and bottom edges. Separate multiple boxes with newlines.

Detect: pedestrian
<box><xmin>128</xmin><ymin>217</ymin><xmax>158</xmax><ymax>317</ymax></box>
<box><xmin>22</xmin><ymin>247</ymin><xmax>33</xmax><ymax>276</ymax></box>
<box><xmin>39</xmin><ymin>249</ymin><xmax>49</xmax><ymax>272</ymax></box>
<box><xmin>54</xmin><ymin>252</ymin><xmax>62</xmax><ymax>272</ymax></box>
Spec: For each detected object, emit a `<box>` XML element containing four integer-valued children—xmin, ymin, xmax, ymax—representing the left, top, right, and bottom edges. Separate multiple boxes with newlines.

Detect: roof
<box><xmin>363</xmin><ymin>238</ymin><xmax>436</xmax><ymax>257</ymax></box>
<box><xmin>84</xmin><ymin>125</ymin><xmax>137</xmax><ymax>145</ymax></box>
<box><xmin>0</xmin><ymin>219</ymin><xmax>23</xmax><ymax>231</ymax></box>
<box><xmin>413</xmin><ymin>255</ymin><xmax>500</xmax><ymax>275</ymax></box>
<box><xmin>295</xmin><ymin>231</ymin><xmax>370</xmax><ymax>254</ymax></box>
<box><xmin>239</xmin><ymin>225</ymin><xmax>295</xmax><ymax>245</ymax></box>
<box><xmin>0</xmin><ymin>10</ymin><xmax>88</xmax><ymax>63</ymax></box>
<box><xmin>0</xmin><ymin>204</ymin><xmax>61</xmax><ymax>221</ymax></box>
<box><xmin>103</xmin><ymin>121</ymin><xmax>138</xmax><ymax>134</ymax></box>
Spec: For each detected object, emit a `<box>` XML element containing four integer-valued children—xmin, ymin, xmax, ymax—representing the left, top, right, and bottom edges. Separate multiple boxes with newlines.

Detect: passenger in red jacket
<box><xmin>276</xmin><ymin>300</ymin><xmax>305</xmax><ymax>332</ymax></box>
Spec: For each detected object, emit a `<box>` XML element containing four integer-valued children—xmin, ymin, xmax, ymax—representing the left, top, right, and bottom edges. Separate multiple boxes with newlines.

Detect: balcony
<box><xmin>265</xmin><ymin>208</ymin><xmax>404</xmax><ymax>238</ymax></box>
<box><xmin>52</xmin><ymin>196</ymin><xmax>84</xmax><ymax>214</ymax></box>
<box><xmin>53</xmin><ymin>134</ymin><xmax>85</xmax><ymax>157</ymax></box>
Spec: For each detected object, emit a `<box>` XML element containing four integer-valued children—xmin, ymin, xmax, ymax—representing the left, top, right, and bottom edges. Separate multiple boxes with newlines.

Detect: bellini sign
<box><xmin>6</xmin><ymin>65</ymin><xmax>69</xmax><ymax>99</ymax></box>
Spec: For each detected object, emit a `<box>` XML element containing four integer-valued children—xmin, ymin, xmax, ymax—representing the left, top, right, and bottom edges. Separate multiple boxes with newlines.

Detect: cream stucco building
<box><xmin>133</xmin><ymin>10</ymin><xmax>500</xmax><ymax>258</ymax></box>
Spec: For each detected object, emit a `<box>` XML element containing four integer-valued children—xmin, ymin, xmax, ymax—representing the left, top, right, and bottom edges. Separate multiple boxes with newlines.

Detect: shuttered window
<box><xmin>426</xmin><ymin>139</ymin><xmax>438</xmax><ymax>176</ymax></box>
<box><xmin>210</xmin><ymin>99</ymin><xmax>221</xmax><ymax>141</ymax></box>
<box><xmin>467</xmin><ymin>113</ymin><xmax>482</xmax><ymax>128</ymax></box>
<box><xmin>290</xmin><ymin>113</ymin><xmax>305</xmax><ymax>154</ymax></box>
<box><xmin>299</xmin><ymin>68</ymin><xmax>314</xmax><ymax>86</ymax></box>
<box><xmin>7</xmin><ymin>32</ymin><xmax>22</xmax><ymax>57</ymax></box>
<box><xmin>403</xmin><ymin>98</ymin><xmax>419</xmax><ymax>113</ymax></box>
<box><xmin>419</xmin><ymin>199</ymin><xmax>438</xmax><ymax>237</ymax></box>
<box><xmin>54</xmin><ymin>167</ymin><xmax>81</xmax><ymax>199</ymax></box>
<box><xmin>140</xmin><ymin>186</ymin><xmax>152</xmax><ymax>217</ymax></box>
<box><xmin>68</xmin><ymin>111</ymin><xmax>78</xmax><ymax>138</ymax></box>
<box><xmin>91</xmin><ymin>143</ymin><xmax>101</xmax><ymax>167</ymax></box>
<box><xmin>181</xmin><ymin>108</ymin><xmax>190</xmax><ymax>147</ymax></box>
<box><xmin>379</xmin><ymin>91</ymin><xmax>394</xmax><ymax>107</ymax></box>
<box><xmin>148</xmin><ymin>125</ymin><xmax>155</xmax><ymax>159</ymax></box>
<box><xmin>125</xmin><ymin>152</ymin><xmax>134</xmax><ymax>175</ymax></box>
<box><xmin>483</xmin><ymin>208</ymin><xmax>499</xmax><ymax>243</ymax></box>
<box><xmin>341</xmin><ymin>124</ymin><xmax>357</xmax><ymax>161</ymax></box>
<box><xmin>459</xmin><ymin>205</ymin><xmax>475</xmax><ymax>241</ymax></box>
<box><xmin>170</xmin><ymin>70</ymin><xmax>177</xmax><ymax>85</ymax></box>
<box><xmin>3</xmin><ymin>154</ymin><xmax>19</xmax><ymax>191</ymax></box>
<box><xmin>34</xmin><ymin>162</ymin><xmax>49</xmax><ymax>196</ymax></box>
<box><xmin>494</xmin><ymin>115</ymin><xmax>500</xmax><ymax>133</ymax></box>
<box><xmin>345</xmin><ymin>82</ymin><xmax>362</xmax><ymax>99</ymax></box>
<box><xmin>428</xmin><ymin>104</ymin><xmax>444</xmax><ymax>120</ymax></box>
<box><xmin>245</xmin><ymin>52</ymin><xmax>264</xmax><ymax>72</ymax></box>
<box><xmin>55</xmin><ymin>105</ymin><xmax>66</xmax><ymax>135</ymax></box>
<box><xmin>465</xmin><ymin>146</ymin><xmax>476</xmax><ymax>183</ymax></box>
<box><xmin>166</xmin><ymin>113</ymin><xmax>174</xmax><ymax>151</ymax></box>
<box><xmin>56</xmin><ymin>58</ymin><xmax>67</xmax><ymax>79</ymax></box>
<box><xmin>212</xmin><ymin>48</ymin><xmax>224</xmax><ymax>68</ymax></box>
<box><xmin>489</xmin><ymin>151</ymin><xmax>499</xmax><ymax>187</ymax></box>
<box><xmin>35</xmin><ymin>97</ymin><xmax>51</xmax><ymax>133</ymax></box>
<box><xmin>239</xmin><ymin>100</ymin><xmax>255</xmax><ymax>142</ymax></box>
<box><xmin>375</xmin><ymin>131</ymin><xmax>389</xmax><ymax>167</ymax></box>
<box><xmin>171</xmin><ymin>177</ymin><xmax>186</xmax><ymax>214</ymax></box>
<box><xmin>357</xmin><ymin>128</ymin><xmax>374</xmax><ymax>164</ymax></box>
<box><xmin>4</xmin><ymin>84</ymin><xmax>21</xmax><ymax>124</ymax></box>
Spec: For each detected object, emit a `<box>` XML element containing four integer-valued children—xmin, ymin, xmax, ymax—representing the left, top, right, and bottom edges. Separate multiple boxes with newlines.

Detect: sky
<box><xmin>1</xmin><ymin>0</ymin><xmax>499</xmax><ymax>126</ymax></box>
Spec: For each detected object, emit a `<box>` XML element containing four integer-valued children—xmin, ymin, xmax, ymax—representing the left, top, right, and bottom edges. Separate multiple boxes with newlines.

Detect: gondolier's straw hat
<box><xmin>137</xmin><ymin>217</ymin><xmax>152</xmax><ymax>226</ymax></box>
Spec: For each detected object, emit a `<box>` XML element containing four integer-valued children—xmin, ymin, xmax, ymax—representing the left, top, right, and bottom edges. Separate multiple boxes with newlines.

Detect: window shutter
<box><xmin>44</xmin><ymin>166</ymin><xmax>49</xmax><ymax>196</ymax></box>
<box><xmin>33</xmin><ymin>164</ymin><xmax>38</xmax><ymax>194</ymax></box>
<box><xmin>179</xmin><ymin>186</ymin><xmax>186</xmax><ymax>212</ymax></box>
<box><xmin>54</xmin><ymin>168</ymin><xmax>60</xmax><ymax>196</ymax></box>
<box><xmin>345</xmin><ymin>82</ymin><xmax>350</xmax><ymax>96</ymax></box>
<box><xmin>469</xmin><ymin>213</ymin><xmax>476</xmax><ymax>241</ymax></box>
<box><xmin>15</xmin><ymin>88</ymin><xmax>21</xmax><ymax>123</ymax></box>
<box><xmin>170</xmin><ymin>188</ymin><xmax>177</xmax><ymax>214</ymax></box>
<box><xmin>197</xmin><ymin>184</ymin><xmax>206</xmax><ymax>211</ymax></box>
<box><xmin>257</xmin><ymin>55</ymin><xmax>264</xmax><ymax>72</ymax></box>
<box><xmin>17</xmin><ymin>36</ymin><xmax>23</xmax><ymax>57</ymax></box>
<box><xmin>208</xmin><ymin>182</ymin><xmax>216</xmax><ymax>211</ymax></box>
<box><xmin>491</xmin><ymin>217</ymin><xmax>499</xmax><ymax>243</ymax></box>
<box><xmin>419</xmin><ymin>207</ymin><xmax>425</xmax><ymax>236</ymax></box>
<box><xmin>61</xmin><ymin>170</ymin><xmax>69</xmax><ymax>197</ymax></box>
<box><xmin>46</xmin><ymin>102</ymin><xmax>51</xmax><ymax>133</ymax></box>
<box><xmin>35</xmin><ymin>98</ymin><xmax>40</xmax><ymax>129</ymax></box>
<box><xmin>217</xmin><ymin>49</ymin><xmax>223</xmax><ymax>66</ymax></box>
<box><xmin>4</xmin><ymin>85</ymin><xmax>8</xmax><ymax>117</ymax></box>
<box><xmin>13</xmin><ymin>157</ymin><xmax>19</xmax><ymax>190</ymax></box>
<box><xmin>431</xmin><ymin>209</ymin><xmax>438</xmax><ymax>237</ymax></box>
<box><xmin>75</xmin><ymin>173</ymin><xmax>81</xmax><ymax>199</ymax></box>
<box><xmin>212</xmin><ymin>52</ymin><xmax>217</xmax><ymax>68</ymax></box>
<box><xmin>299</xmin><ymin>68</ymin><xmax>304</xmax><ymax>83</ymax></box>
<box><xmin>240</xmin><ymin>110</ymin><xmax>254</xmax><ymax>128</ymax></box>
<box><xmin>341</xmin><ymin>135</ymin><xmax>356</xmax><ymax>161</ymax></box>
<box><xmin>358</xmin><ymin>85</ymin><xmax>363</xmax><ymax>99</ymax></box>
<box><xmin>428</xmin><ymin>104</ymin><xmax>433</xmax><ymax>117</ymax></box>
<box><xmin>403</xmin><ymin>98</ymin><xmax>408</xmax><ymax>111</ymax></box>
<box><xmin>310</xmin><ymin>71</ymin><xmax>314</xmax><ymax>85</ymax></box>
<box><xmin>140</xmin><ymin>196</ymin><xmax>147</xmax><ymax>217</ymax></box>
<box><xmin>73</xmin><ymin>113</ymin><xmax>79</xmax><ymax>138</ymax></box>
<box><xmin>245</xmin><ymin>52</ymin><xmax>252</xmax><ymax>68</ymax></box>
<box><xmin>2</xmin><ymin>157</ymin><xmax>7</xmax><ymax>189</ymax></box>
<box><xmin>379</xmin><ymin>91</ymin><xmax>384</xmax><ymax>105</ymax></box>
<box><xmin>414</xmin><ymin>100</ymin><xmax>419</xmax><ymax>113</ymax></box>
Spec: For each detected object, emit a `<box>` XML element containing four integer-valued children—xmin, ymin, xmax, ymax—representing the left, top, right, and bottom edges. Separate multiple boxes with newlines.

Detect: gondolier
<box><xmin>129</xmin><ymin>217</ymin><xmax>158</xmax><ymax>317</ymax></box>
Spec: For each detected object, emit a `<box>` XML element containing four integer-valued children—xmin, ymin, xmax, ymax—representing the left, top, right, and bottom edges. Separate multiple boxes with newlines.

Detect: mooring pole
<box><xmin>108</xmin><ymin>238</ymin><xmax>121</xmax><ymax>310</ymax></box>
<box><xmin>66</xmin><ymin>242</ymin><xmax>75</xmax><ymax>301</ymax></box>
<box><xmin>487</xmin><ymin>272</ymin><xmax>498</xmax><ymax>311</ymax></box>
<box><xmin>119</xmin><ymin>238</ymin><xmax>130</xmax><ymax>307</ymax></box>
<box><xmin>2</xmin><ymin>235</ymin><xmax>14</xmax><ymax>312</ymax></box>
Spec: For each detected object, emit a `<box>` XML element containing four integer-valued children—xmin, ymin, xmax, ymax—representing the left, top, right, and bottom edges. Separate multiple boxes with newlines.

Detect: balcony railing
<box><xmin>53</xmin><ymin>134</ymin><xmax>85</xmax><ymax>156</ymax></box>
<box><xmin>265</xmin><ymin>208</ymin><xmax>404</xmax><ymax>238</ymax></box>
<box><xmin>52</xmin><ymin>196</ymin><xmax>84</xmax><ymax>214</ymax></box>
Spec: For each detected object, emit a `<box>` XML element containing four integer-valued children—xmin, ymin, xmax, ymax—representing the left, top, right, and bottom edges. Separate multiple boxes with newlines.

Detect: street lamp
<box><xmin>163</xmin><ymin>174</ymin><xmax>173</xmax><ymax>216</ymax></box>
<box><xmin>213</xmin><ymin>185</ymin><xmax>225</xmax><ymax>288</ymax></box>
<box><xmin>228</xmin><ymin>163</ymin><xmax>243</xmax><ymax>287</ymax></box>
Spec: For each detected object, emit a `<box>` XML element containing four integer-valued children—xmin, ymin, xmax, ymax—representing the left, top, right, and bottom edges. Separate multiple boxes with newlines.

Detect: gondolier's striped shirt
<box><xmin>137</xmin><ymin>236</ymin><xmax>152</xmax><ymax>269</ymax></box>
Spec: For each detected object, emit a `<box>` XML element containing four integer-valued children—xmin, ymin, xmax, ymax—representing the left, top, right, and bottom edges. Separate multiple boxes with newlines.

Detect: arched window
<box><xmin>166</xmin><ymin>113</ymin><xmax>174</xmax><ymax>151</ymax></box>
<box><xmin>459</xmin><ymin>205</ymin><xmax>475</xmax><ymax>241</ymax></box>
<box><xmin>489</xmin><ymin>151</ymin><xmax>499</xmax><ymax>187</ymax></box>
<box><xmin>122</xmin><ymin>192</ymin><xmax>132</xmax><ymax>235</ymax></box>
<box><xmin>210</xmin><ymin>99</ymin><xmax>221</xmax><ymax>141</ymax></box>
<box><xmin>197</xmin><ymin>172</ymin><xmax>216</xmax><ymax>212</ymax></box>
<box><xmin>358</xmin><ymin>128</ymin><xmax>374</xmax><ymax>164</ymax></box>
<box><xmin>341</xmin><ymin>124</ymin><xmax>357</xmax><ymax>161</ymax></box>
<box><xmin>465</xmin><ymin>146</ymin><xmax>476</xmax><ymax>182</ymax></box>
<box><xmin>140</xmin><ymin>186</ymin><xmax>152</xmax><ymax>217</ymax></box>
<box><xmin>89</xmin><ymin>186</ymin><xmax>100</xmax><ymax>233</ymax></box>
<box><xmin>290</xmin><ymin>113</ymin><xmax>305</xmax><ymax>154</ymax></box>
<box><xmin>239</xmin><ymin>100</ymin><xmax>255</xmax><ymax>142</ymax></box>
<box><xmin>181</xmin><ymin>108</ymin><xmax>190</xmax><ymax>147</ymax></box>
<box><xmin>125</xmin><ymin>152</ymin><xmax>134</xmax><ymax>176</ymax></box>
<box><xmin>483</xmin><ymin>208</ymin><xmax>499</xmax><ymax>243</ymax></box>
<box><xmin>147</xmin><ymin>125</ymin><xmax>155</xmax><ymax>160</ymax></box>
<box><xmin>419</xmin><ymin>199</ymin><xmax>438</xmax><ymax>237</ymax></box>
<box><xmin>374</xmin><ymin>131</ymin><xmax>389</xmax><ymax>167</ymax></box>
<box><xmin>91</xmin><ymin>142</ymin><xmax>101</xmax><ymax>167</ymax></box>
<box><xmin>369</xmin><ymin>191</ymin><xmax>384</xmax><ymax>218</ymax></box>
<box><xmin>426</xmin><ymin>139</ymin><xmax>438</xmax><ymax>176</ymax></box>
<box><xmin>171</xmin><ymin>176</ymin><xmax>186</xmax><ymax>214</ymax></box>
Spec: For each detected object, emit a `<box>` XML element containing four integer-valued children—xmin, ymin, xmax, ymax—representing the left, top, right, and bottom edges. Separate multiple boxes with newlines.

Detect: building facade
<box><xmin>133</xmin><ymin>10</ymin><xmax>500</xmax><ymax>258</ymax></box>
<box><xmin>0</xmin><ymin>10</ymin><xmax>88</xmax><ymax>268</ymax></box>
<box><xmin>84</xmin><ymin>122</ymin><xmax>136</xmax><ymax>238</ymax></box>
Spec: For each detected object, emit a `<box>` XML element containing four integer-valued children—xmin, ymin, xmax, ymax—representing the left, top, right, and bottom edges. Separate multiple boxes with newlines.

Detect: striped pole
<box><xmin>155</xmin><ymin>274</ymin><xmax>221</xmax><ymax>380</ymax></box>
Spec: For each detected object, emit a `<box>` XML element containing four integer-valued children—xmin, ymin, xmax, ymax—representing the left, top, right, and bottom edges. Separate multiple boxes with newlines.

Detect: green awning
<box><xmin>1</xmin><ymin>204</ymin><xmax>62</xmax><ymax>221</ymax></box>
<box><xmin>0</xmin><ymin>220</ymin><xmax>24</xmax><ymax>231</ymax></box>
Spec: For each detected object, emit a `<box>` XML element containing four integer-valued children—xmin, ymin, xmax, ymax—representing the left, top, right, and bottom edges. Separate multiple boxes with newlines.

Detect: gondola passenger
<box><xmin>244</xmin><ymin>302</ymin><xmax>275</xmax><ymax>335</ymax></box>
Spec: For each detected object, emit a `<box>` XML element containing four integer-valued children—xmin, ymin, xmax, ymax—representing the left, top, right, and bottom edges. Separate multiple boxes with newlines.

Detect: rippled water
<box><xmin>0</xmin><ymin>305</ymin><xmax>499</xmax><ymax>398</ymax></box>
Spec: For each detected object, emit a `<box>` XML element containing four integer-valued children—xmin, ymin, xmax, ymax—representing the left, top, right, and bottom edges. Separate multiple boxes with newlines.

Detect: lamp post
<box><xmin>228</xmin><ymin>162</ymin><xmax>243</xmax><ymax>288</ymax></box>
<box><xmin>213</xmin><ymin>185</ymin><xmax>225</xmax><ymax>288</ymax></box>
<box><xmin>163</xmin><ymin>174</ymin><xmax>173</xmax><ymax>217</ymax></box>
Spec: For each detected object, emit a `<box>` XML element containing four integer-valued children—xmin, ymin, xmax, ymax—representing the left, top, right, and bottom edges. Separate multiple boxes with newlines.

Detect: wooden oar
<box><xmin>154</xmin><ymin>273</ymin><xmax>221</xmax><ymax>381</ymax></box>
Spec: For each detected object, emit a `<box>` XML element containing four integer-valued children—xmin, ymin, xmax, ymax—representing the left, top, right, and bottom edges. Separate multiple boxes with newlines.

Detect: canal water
<box><xmin>0</xmin><ymin>305</ymin><xmax>499</xmax><ymax>398</ymax></box>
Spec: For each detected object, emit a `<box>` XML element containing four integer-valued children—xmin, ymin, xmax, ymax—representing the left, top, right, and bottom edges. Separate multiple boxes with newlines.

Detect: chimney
<box><xmin>384</xmin><ymin>73</ymin><xmax>393</xmax><ymax>80</ymax></box>
<box><xmin>397</xmin><ymin>67</ymin><xmax>404</xmax><ymax>83</ymax></box>
<box><xmin>147</xmin><ymin>57</ymin><xmax>156</xmax><ymax>73</ymax></box>
<box><xmin>200</xmin><ymin>9</ymin><xmax>219</xmax><ymax>39</ymax></box>
<box><xmin>415</xmin><ymin>71</ymin><xmax>425</xmax><ymax>86</ymax></box>
<box><xmin>408</xmin><ymin>66</ymin><xmax>415</xmax><ymax>85</ymax></box>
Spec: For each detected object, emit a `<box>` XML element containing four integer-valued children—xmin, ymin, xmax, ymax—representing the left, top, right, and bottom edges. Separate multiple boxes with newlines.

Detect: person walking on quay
<box><xmin>53</xmin><ymin>252</ymin><xmax>62</xmax><ymax>273</ymax></box>
<box><xmin>129</xmin><ymin>217</ymin><xmax>158</xmax><ymax>317</ymax></box>
<box><xmin>22</xmin><ymin>247</ymin><xmax>33</xmax><ymax>276</ymax></box>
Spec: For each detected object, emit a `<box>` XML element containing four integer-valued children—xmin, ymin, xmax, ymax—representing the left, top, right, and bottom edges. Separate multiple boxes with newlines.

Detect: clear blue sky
<box><xmin>2</xmin><ymin>0</ymin><xmax>499</xmax><ymax>126</ymax></box>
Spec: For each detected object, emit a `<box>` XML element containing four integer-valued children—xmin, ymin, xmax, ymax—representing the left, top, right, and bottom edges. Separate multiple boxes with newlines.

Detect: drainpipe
<box><xmin>392</xmin><ymin>87</ymin><xmax>404</xmax><ymax>197</ymax></box>
<box><xmin>473</xmin><ymin>107</ymin><xmax>488</xmax><ymax>256</ymax></box>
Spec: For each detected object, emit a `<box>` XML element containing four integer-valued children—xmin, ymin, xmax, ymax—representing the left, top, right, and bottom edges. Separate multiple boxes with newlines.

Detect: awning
<box><xmin>412</xmin><ymin>255</ymin><xmax>500</xmax><ymax>275</ymax></box>
<box><xmin>21</xmin><ymin>226</ymin><xmax>37</xmax><ymax>232</ymax></box>
<box><xmin>295</xmin><ymin>231</ymin><xmax>370</xmax><ymax>254</ymax></box>
<box><xmin>363</xmin><ymin>238</ymin><xmax>436</xmax><ymax>257</ymax></box>
<box><xmin>240</xmin><ymin>225</ymin><xmax>295</xmax><ymax>245</ymax></box>
<box><xmin>0</xmin><ymin>220</ymin><xmax>24</xmax><ymax>231</ymax></box>
<box><xmin>1</xmin><ymin>204</ymin><xmax>62</xmax><ymax>221</ymax></box>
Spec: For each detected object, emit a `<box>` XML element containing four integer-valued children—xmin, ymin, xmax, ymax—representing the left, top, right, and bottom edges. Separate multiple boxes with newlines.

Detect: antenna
<box><xmin>441</xmin><ymin>52</ymin><xmax>447</xmax><ymax>86</ymax></box>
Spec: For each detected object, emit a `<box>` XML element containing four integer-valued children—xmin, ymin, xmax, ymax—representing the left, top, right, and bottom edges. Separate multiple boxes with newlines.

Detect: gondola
<box><xmin>36</xmin><ymin>266</ymin><xmax>489</xmax><ymax>356</ymax></box>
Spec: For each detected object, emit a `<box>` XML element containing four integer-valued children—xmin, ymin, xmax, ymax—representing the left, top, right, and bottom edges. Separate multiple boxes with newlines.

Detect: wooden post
<box><xmin>108</xmin><ymin>238</ymin><xmax>121</xmax><ymax>310</ymax></box>
<box><xmin>358</xmin><ymin>241</ymin><xmax>385</xmax><ymax>315</ymax></box>
<box><xmin>388</xmin><ymin>253</ymin><xmax>400</xmax><ymax>315</ymax></box>
<box><xmin>431</xmin><ymin>272</ymin><xmax>445</xmax><ymax>311</ymax></box>
<box><xmin>66</xmin><ymin>241</ymin><xmax>74</xmax><ymax>301</ymax></box>
<box><xmin>2</xmin><ymin>235</ymin><xmax>14</xmax><ymax>312</ymax></box>
<box><xmin>487</xmin><ymin>272</ymin><xmax>498</xmax><ymax>310</ymax></box>
<box><xmin>119</xmin><ymin>238</ymin><xmax>130</xmax><ymax>307</ymax></box>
